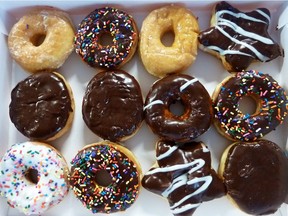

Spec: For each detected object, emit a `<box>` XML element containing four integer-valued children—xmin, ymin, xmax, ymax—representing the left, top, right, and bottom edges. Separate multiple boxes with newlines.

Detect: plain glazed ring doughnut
<box><xmin>8</xmin><ymin>8</ymin><xmax>75</xmax><ymax>73</ymax></box>
<box><xmin>74</xmin><ymin>7</ymin><xmax>138</xmax><ymax>69</ymax></box>
<box><xmin>213</xmin><ymin>70</ymin><xmax>287</xmax><ymax>141</ymax></box>
<box><xmin>0</xmin><ymin>141</ymin><xmax>69</xmax><ymax>215</ymax></box>
<box><xmin>82</xmin><ymin>69</ymin><xmax>143</xmax><ymax>142</ymax></box>
<box><xmin>69</xmin><ymin>141</ymin><xmax>142</xmax><ymax>214</ymax></box>
<box><xmin>219</xmin><ymin>139</ymin><xmax>288</xmax><ymax>215</ymax></box>
<box><xmin>9</xmin><ymin>71</ymin><xmax>74</xmax><ymax>141</ymax></box>
<box><xmin>139</xmin><ymin>5</ymin><xmax>199</xmax><ymax>78</ymax></box>
<box><xmin>144</xmin><ymin>74</ymin><xmax>212</xmax><ymax>143</ymax></box>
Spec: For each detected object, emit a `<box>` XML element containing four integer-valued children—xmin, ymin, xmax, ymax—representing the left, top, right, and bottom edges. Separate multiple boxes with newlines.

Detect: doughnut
<box><xmin>0</xmin><ymin>141</ymin><xmax>69</xmax><ymax>215</ymax></box>
<box><xmin>74</xmin><ymin>7</ymin><xmax>138</xmax><ymax>69</ymax></box>
<box><xmin>142</xmin><ymin>140</ymin><xmax>226</xmax><ymax>215</ymax></box>
<box><xmin>198</xmin><ymin>1</ymin><xmax>282</xmax><ymax>72</ymax></box>
<box><xmin>8</xmin><ymin>8</ymin><xmax>74</xmax><ymax>73</ymax></box>
<box><xmin>213</xmin><ymin>70</ymin><xmax>287</xmax><ymax>141</ymax></box>
<box><xmin>219</xmin><ymin>140</ymin><xmax>288</xmax><ymax>215</ymax></box>
<box><xmin>144</xmin><ymin>74</ymin><xmax>212</xmax><ymax>143</ymax></box>
<box><xmin>82</xmin><ymin>69</ymin><xmax>143</xmax><ymax>141</ymax></box>
<box><xmin>69</xmin><ymin>141</ymin><xmax>142</xmax><ymax>213</ymax></box>
<box><xmin>9</xmin><ymin>71</ymin><xmax>74</xmax><ymax>141</ymax></box>
<box><xmin>139</xmin><ymin>5</ymin><xmax>199</xmax><ymax>78</ymax></box>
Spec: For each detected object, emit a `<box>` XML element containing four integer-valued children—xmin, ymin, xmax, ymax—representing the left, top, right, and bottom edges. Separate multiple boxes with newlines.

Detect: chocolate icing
<box><xmin>223</xmin><ymin>140</ymin><xmax>288</xmax><ymax>215</ymax></box>
<box><xmin>9</xmin><ymin>72</ymin><xmax>72</xmax><ymax>140</ymax></box>
<box><xmin>144</xmin><ymin>74</ymin><xmax>212</xmax><ymax>143</ymax></box>
<box><xmin>142</xmin><ymin>140</ymin><xmax>226</xmax><ymax>216</ymax></box>
<box><xmin>82</xmin><ymin>70</ymin><xmax>143</xmax><ymax>141</ymax></box>
<box><xmin>198</xmin><ymin>1</ymin><xmax>282</xmax><ymax>72</ymax></box>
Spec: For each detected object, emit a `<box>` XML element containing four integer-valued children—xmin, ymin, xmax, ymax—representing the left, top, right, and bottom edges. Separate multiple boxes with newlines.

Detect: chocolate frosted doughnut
<box><xmin>82</xmin><ymin>70</ymin><xmax>143</xmax><ymax>141</ymax></box>
<box><xmin>9</xmin><ymin>71</ymin><xmax>74</xmax><ymax>141</ymax></box>
<box><xmin>144</xmin><ymin>74</ymin><xmax>212</xmax><ymax>143</ymax></box>
<box><xmin>219</xmin><ymin>140</ymin><xmax>288</xmax><ymax>215</ymax></box>
<box><xmin>75</xmin><ymin>7</ymin><xmax>138</xmax><ymax>69</ymax></box>
<box><xmin>213</xmin><ymin>70</ymin><xmax>287</xmax><ymax>141</ymax></box>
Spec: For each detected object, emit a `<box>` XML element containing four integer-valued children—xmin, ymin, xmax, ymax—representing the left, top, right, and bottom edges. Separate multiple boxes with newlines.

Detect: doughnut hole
<box><xmin>99</xmin><ymin>32</ymin><xmax>114</xmax><ymax>46</ymax></box>
<box><xmin>169</xmin><ymin>99</ymin><xmax>186</xmax><ymax>117</ymax></box>
<box><xmin>238</xmin><ymin>94</ymin><xmax>260</xmax><ymax>116</ymax></box>
<box><xmin>161</xmin><ymin>29</ymin><xmax>175</xmax><ymax>47</ymax></box>
<box><xmin>93</xmin><ymin>170</ymin><xmax>113</xmax><ymax>187</ymax></box>
<box><xmin>30</xmin><ymin>33</ymin><xmax>46</xmax><ymax>47</ymax></box>
<box><xmin>25</xmin><ymin>168</ymin><xmax>39</xmax><ymax>184</ymax></box>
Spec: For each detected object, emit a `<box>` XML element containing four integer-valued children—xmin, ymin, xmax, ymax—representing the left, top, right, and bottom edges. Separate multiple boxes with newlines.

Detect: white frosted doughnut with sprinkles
<box><xmin>0</xmin><ymin>141</ymin><xmax>69</xmax><ymax>215</ymax></box>
<box><xmin>213</xmin><ymin>70</ymin><xmax>288</xmax><ymax>141</ymax></box>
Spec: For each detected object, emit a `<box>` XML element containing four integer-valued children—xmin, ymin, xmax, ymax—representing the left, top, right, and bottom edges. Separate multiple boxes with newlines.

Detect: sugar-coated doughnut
<box><xmin>144</xmin><ymin>74</ymin><xmax>212</xmax><ymax>143</ymax></box>
<box><xmin>8</xmin><ymin>8</ymin><xmax>74</xmax><ymax>73</ymax></box>
<box><xmin>213</xmin><ymin>70</ymin><xmax>287</xmax><ymax>141</ymax></box>
<box><xmin>9</xmin><ymin>71</ymin><xmax>74</xmax><ymax>141</ymax></box>
<box><xmin>69</xmin><ymin>141</ymin><xmax>142</xmax><ymax>213</ymax></box>
<box><xmin>139</xmin><ymin>5</ymin><xmax>199</xmax><ymax>78</ymax></box>
<box><xmin>75</xmin><ymin>7</ymin><xmax>138</xmax><ymax>69</ymax></box>
<box><xmin>0</xmin><ymin>141</ymin><xmax>69</xmax><ymax>215</ymax></box>
<box><xmin>82</xmin><ymin>69</ymin><xmax>143</xmax><ymax>142</ymax></box>
<box><xmin>219</xmin><ymin>140</ymin><xmax>288</xmax><ymax>215</ymax></box>
<box><xmin>142</xmin><ymin>140</ymin><xmax>226</xmax><ymax>216</ymax></box>
<box><xmin>198</xmin><ymin>1</ymin><xmax>282</xmax><ymax>72</ymax></box>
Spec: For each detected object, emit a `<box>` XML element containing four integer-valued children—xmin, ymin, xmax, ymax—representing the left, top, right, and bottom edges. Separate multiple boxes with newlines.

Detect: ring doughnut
<box><xmin>9</xmin><ymin>71</ymin><xmax>74</xmax><ymax>141</ymax></box>
<box><xmin>139</xmin><ymin>5</ymin><xmax>199</xmax><ymax>78</ymax></box>
<box><xmin>82</xmin><ymin>69</ymin><xmax>143</xmax><ymax>142</ymax></box>
<box><xmin>219</xmin><ymin>139</ymin><xmax>288</xmax><ymax>215</ymax></box>
<box><xmin>69</xmin><ymin>141</ymin><xmax>142</xmax><ymax>213</ymax></box>
<box><xmin>213</xmin><ymin>70</ymin><xmax>287</xmax><ymax>141</ymax></box>
<box><xmin>74</xmin><ymin>7</ymin><xmax>138</xmax><ymax>69</ymax></box>
<box><xmin>8</xmin><ymin>8</ymin><xmax>75</xmax><ymax>73</ymax></box>
<box><xmin>144</xmin><ymin>74</ymin><xmax>212</xmax><ymax>143</ymax></box>
<box><xmin>0</xmin><ymin>141</ymin><xmax>69</xmax><ymax>215</ymax></box>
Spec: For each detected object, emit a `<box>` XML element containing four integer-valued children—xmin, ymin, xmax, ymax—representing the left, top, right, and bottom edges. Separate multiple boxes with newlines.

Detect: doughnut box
<box><xmin>1</xmin><ymin>1</ymin><xmax>288</xmax><ymax>216</ymax></box>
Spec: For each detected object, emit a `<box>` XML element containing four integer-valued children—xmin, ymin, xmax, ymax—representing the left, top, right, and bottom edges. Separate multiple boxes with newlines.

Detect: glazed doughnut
<box><xmin>69</xmin><ymin>141</ymin><xmax>142</xmax><ymax>213</ymax></box>
<box><xmin>144</xmin><ymin>74</ymin><xmax>212</xmax><ymax>143</ymax></box>
<box><xmin>213</xmin><ymin>70</ymin><xmax>287</xmax><ymax>141</ymax></box>
<box><xmin>142</xmin><ymin>140</ymin><xmax>225</xmax><ymax>215</ymax></box>
<box><xmin>9</xmin><ymin>71</ymin><xmax>74</xmax><ymax>141</ymax></box>
<box><xmin>219</xmin><ymin>140</ymin><xmax>288</xmax><ymax>215</ymax></box>
<box><xmin>82</xmin><ymin>69</ymin><xmax>143</xmax><ymax>142</ymax></box>
<box><xmin>8</xmin><ymin>8</ymin><xmax>74</xmax><ymax>73</ymax></box>
<box><xmin>74</xmin><ymin>7</ymin><xmax>138</xmax><ymax>69</ymax></box>
<box><xmin>139</xmin><ymin>5</ymin><xmax>199</xmax><ymax>78</ymax></box>
<box><xmin>0</xmin><ymin>141</ymin><xmax>69</xmax><ymax>215</ymax></box>
<box><xmin>198</xmin><ymin>1</ymin><xmax>282</xmax><ymax>72</ymax></box>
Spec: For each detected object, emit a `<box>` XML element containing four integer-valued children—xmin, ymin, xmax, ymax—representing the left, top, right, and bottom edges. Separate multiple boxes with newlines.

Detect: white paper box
<box><xmin>0</xmin><ymin>1</ymin><xmax>288</xmax><ymax>216</ymax></box>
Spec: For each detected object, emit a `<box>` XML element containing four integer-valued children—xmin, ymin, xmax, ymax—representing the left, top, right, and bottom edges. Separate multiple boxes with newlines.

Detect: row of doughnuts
<box><xmin>2</xmin><ymin>1</ymin><xmax>288</xmax><ymax>216</ymax></box>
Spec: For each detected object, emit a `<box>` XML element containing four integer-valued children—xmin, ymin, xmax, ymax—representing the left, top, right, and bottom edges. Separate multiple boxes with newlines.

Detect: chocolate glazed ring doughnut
<box><xmin>144</xmin><ymin>74</ymin><xmax>212</xmax><ymax>143</ymax></box>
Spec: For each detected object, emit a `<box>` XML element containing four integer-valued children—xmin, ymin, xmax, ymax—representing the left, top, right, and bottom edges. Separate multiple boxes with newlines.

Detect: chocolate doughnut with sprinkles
<box><xmin>74</xmin><ymin>7</ymin><xmax>138</xmax><ymax>69</ymax></box>
<box><xmin>213</xmin><ymin>70</ymin><xmax>287</xmax><ymax>141</ymax></box>
<box><xmin>69</xmin><ymin>141</ymin><xmax>142</xmax><ymax>214</ymax></box>
<box><xmin>198</xmin><ymin>1</ymin><xmax>282</xmax><ymax>72</ymax></box>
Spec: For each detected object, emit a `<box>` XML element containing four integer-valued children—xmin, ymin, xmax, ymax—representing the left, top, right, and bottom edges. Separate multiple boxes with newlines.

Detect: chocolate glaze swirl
<box><xmin>82</xmin><ymin>70</ymin><xmax>143</xmax><ymax>141</ymax></box>
<box><xmin>9</xmin><ymin>72</ymin><xmax>73</xmax><ymax>140</ymax></box>
<box><xmin>198</xmin><ymin>1</ymin><xmax>282</xmax><ymax>72</ymax></box>
<box><xmin>142</xmin><ymin>140</ymin><xmax>226</xmax><ymax>216</ymax></box>
<box><xmin>222</xmin><ymin>140</ymin><xmax>288</xmax><ymax>215</ymax></box>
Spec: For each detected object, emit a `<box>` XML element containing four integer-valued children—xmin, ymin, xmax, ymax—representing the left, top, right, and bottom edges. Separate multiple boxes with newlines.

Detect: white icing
<box><xmin>143</xmin><ymin>99</ymin><xmax>164</xmax><ymax>111</ymax></box>
<box><xmin>205</xmin><ymin>45</ymin><xmax>253</xmax><ymax>57</ymax></box>
<box><xmin>256</xmin><ymin>9</ymin><xmax>271</xmax><ymax>23</ymax></box>
<box><xmin>179</xmin><ymin>78</ymin><xmax>199</xmax><ymax>92</ymax></box>
<box><xmin>156</xmin><ymin>145</ymin><xmax>178</xmax><ymax>160</ymax></box>
<box><xmin>0</xmin><ymin>142</ymin><xmax>69</xmax><ymax>215</ymax></box>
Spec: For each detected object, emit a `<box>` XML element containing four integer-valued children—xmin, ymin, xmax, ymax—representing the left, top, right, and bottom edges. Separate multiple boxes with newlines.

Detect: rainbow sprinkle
<box><xmin>74</xmin><ymin>7</ymin><xmax>137</xmax><ymax>68</ymax></box>
<box><xmin>69</xmin><ymin>144</ymin><xmax>140</xmax><ymax>213</ymax></box>
<box><xmin>0</xmin><ymin>142</ymin><xmax>69</xmax><ymax>215</ymax></box>
<box><xmin>214</xmin><ymin>70</ymin><xmax>288</xmax><ymax>141</ymax></box>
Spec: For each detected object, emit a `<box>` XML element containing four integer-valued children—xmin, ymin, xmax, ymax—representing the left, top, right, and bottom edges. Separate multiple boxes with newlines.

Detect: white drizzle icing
<box><xmin>179</xmin><ymin>78</ymin><xmax>198</xmax><ymax>92</ymax></box>
<box><xmin>143</xmin><ymin>99</ymin><xmax>164</xmax><ymax>110</ymax></box>
<box><xmin>255</xmin><ymin>9</ymin><xmax>271</xmax><ymax>22</ymax></box>
<box><xmin>146</xmin><ymin>144</ymin><xmax>212</xmax><ymax>214</ymax></box>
